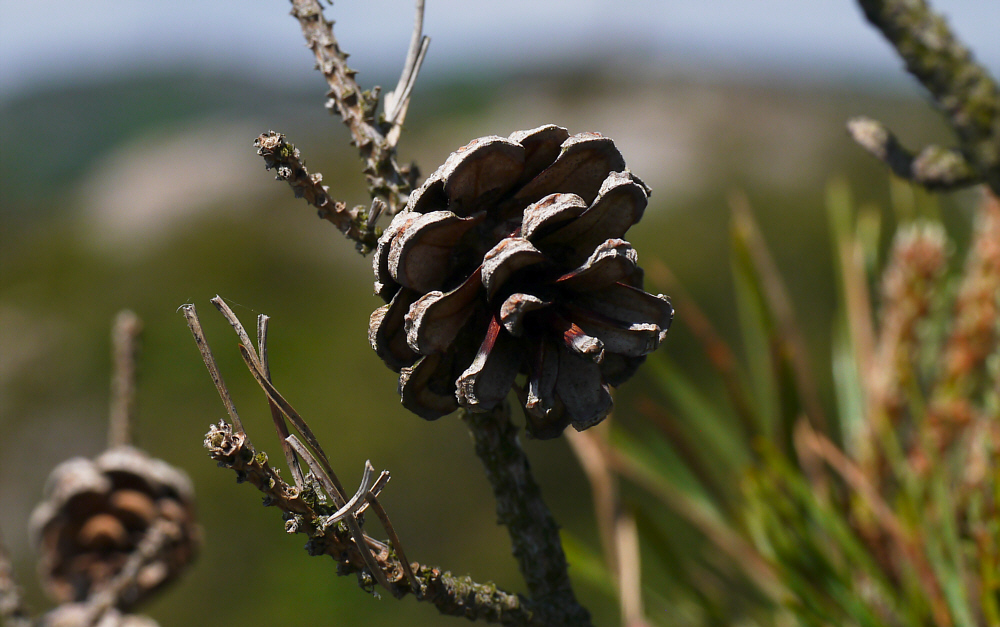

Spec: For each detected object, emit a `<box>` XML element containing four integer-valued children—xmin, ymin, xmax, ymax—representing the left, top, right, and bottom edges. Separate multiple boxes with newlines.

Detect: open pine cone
<box><xmin>369</xmin><ymin>126</ymin><xmax>673</xmax><ymax>438</ymax></box>
<box><xmin>29</xmin><ymin>446</ymin><xmax>198</xmax><ymax>608</ymax></box>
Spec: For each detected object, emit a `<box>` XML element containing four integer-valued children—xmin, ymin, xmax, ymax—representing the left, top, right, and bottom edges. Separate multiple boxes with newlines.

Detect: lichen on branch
<box><xmin>204</xmin><ymin>420</ymin><xmax>542</xmax><ymax>624</ymax></box>
<box><xmin>853</xmin><ymin>0</ymin><xmax>1000</xmax><ymax>194</ymax></box>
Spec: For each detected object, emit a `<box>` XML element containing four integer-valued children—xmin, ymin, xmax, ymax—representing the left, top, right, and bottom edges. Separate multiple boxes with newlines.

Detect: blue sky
<box><xmin>2</xmin><ymin>0</ymin><xmax>999</xmax><ymax>98</ymax></box>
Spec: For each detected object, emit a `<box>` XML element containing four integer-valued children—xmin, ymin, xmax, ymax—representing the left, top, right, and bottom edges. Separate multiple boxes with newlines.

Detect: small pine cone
<box><xmin>370</xmin><ymin>126</ymin><xmax>673</xmax><ymax>438</ymax></box>
<box><xmin>28</xmin><ymin>446</ymin><xmax>199</xmax><ymax>608</ymax></box>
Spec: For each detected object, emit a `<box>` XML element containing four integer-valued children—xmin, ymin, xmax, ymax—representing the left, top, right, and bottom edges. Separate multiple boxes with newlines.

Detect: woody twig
<box><xmin>185</xmin><ymin>302</ymin><xmax>546</xmax><ymax>624</ymax></box>
<box><xmin>852</xmin><ymin>0</ymin><xmax>1000</xmax><ymax>194</ymax></box>
<box><xmin>463</xmin><ymin>406</ymin><xmax>593</xmax><ymax>627</ymax></box>
<box><xmin>257</xmin><ymin>0</ymin><xmax>429</xmax><ymax>253</ymax></box>
<box><xmin>108</xmin><ymin>310</ymin><xmax>142</xmax><ymax>448</ymax></box>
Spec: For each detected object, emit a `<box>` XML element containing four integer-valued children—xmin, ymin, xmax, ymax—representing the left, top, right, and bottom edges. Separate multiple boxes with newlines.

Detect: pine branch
<box><xmin>186</xmin><ymin>303</ymin><xmax>543</xmax><ymax>625</ymax></box>
<box><xmin>108</xmin><ymin>310</ymin><xmax>142</xmax><ymax>449</ymax></box>
<box><xmin>204</xmin><ymin>422</ymin><xmax>540</xmax><ymax>624</ymax></box>
<box><xmin>847</xmin><ymin>116</ymin><xmax>980</xmax><ymax>190</ymax></box>
<box><xmin>255</xmin><ymin>131</ymin><xmax>382</xmax><ymax>252</ymax></box>
<box><xmin>287</xmin><ymin>0</ymin><xmax>424</xmax><ymax>215</ymax></box>
<box><xmin>853</xmin><ymin>0</ymin><xmax>1000</xmax><ymax>194</ymax></box>
<box><xmin>463</xmin><ymin>406</ymin><xmax>593</xmax><ymax>627</ymax></box>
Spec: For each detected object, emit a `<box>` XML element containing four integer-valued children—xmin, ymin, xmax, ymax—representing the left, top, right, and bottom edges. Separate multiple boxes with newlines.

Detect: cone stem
<box><xmin>463</xmin><ymin>405</ymin><xmax>593</xmax><ymax>627</ymax></box>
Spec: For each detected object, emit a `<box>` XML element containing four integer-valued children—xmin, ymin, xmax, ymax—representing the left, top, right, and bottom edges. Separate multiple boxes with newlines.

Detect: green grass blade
<box><xmin>730</xmin><ymin>197</ymin><xmax>826</xmax><ymax>457</ymax></box>
<box><xmin>644</xmin><ymin>356</ymin><xmax>751</xmax><ymax>476</ymax></box>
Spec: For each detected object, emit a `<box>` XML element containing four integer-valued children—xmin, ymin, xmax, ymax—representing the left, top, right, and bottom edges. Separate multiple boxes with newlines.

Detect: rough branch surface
<box><xmin>204</xmin><ymin>421</ymin><xmax>543</xmax><ymax>625</ymax></box>
<box><xmin>255</xmin><ymin>131</ymin><xmax>380</xmax><ymax>252</ymax></box>
<box><xmin>289</xmin><ymin>0</ymin><xmax>418</xmax><ymax>214</ymax></box>
<box><xmin>855</xmin><ymin>0</ymin><xmax>1000</xmax><ymax>193</ymax></box>
<box><xmin>464</xmin><ymin>407</ymin><xmax>593</xmax><ymax>627</ymax></box>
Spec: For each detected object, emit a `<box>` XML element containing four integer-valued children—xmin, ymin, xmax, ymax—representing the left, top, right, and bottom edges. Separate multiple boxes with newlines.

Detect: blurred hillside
<box><xmin>0</xmin><ymin>66</ymin><xmax>982</xmax><ymax>626</ymax></box>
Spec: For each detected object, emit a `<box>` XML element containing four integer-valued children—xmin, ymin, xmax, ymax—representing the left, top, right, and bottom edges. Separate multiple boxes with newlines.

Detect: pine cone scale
<box><xmin>481</xmin><ymin>237</ymin><xmax>547</xmax><ymax>299</ymax></box>
<box><xmin>437</xmin><ymin>136</ymin><xmax>525</xmax><ymax>212</ymax></box>
<box><xmin>509</xmin><ymin>125</ymin><xmax>572</xmax><ymax>184</ymax></box>
<box><xmin>456</xmin><ymin>316</ymin><xmax>524</xmax><ymax>410</ymax></box>
<box><xmin>554</xmin><ymin>238</ymin><xmax>638</xmax><ymax>290</ymax></box>
<box><xmin>388</xmin><ymin>210</ymin><xmax>484</xmax><ymax>292</ymax></box>
<box><xmin>521</xmin><ymin>193</ymin><xmax>589</xmax><ymax>241</ymax></box>
<box><xmin>399</xmin><ymin>353</ymin><xmax>460</xmax><ymax>419</ymax></box>
<box><xmin>555</xmin><ymin>347</ymin><xmax>613</xmax><ymax>430</ymax></box>
<box><xmin>404</xmin><ymin>267</ymin><xmax>483</xmax><ymax>354</ymax></box>
<box><xmin>500</xmin><ymin>293</ymin><xmax>552</xmax><ymax>337</ymax></box>
<box><xmin>572</xmin><ymin>282</ymin><xmax>673</xmax><ymax>340</ymax></box>
<box><xmin>368</xmin><ymin>288</ymin><xmax>420</xmax><ymax>372</ymax></box>
<box><xmin>534</xmin><ymin>172</ymin><xmax>647</xmax><ymax>266</ymax></box>
<box><xmin>513</xmin><ymin>132</ymin><xmax>626</xmax><ymax>206</ymax></box>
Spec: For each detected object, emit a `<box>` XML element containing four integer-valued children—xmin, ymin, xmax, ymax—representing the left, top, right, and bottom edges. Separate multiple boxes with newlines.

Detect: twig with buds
<box><xmin>257</xmin><ymin>0</ymin><xmax>428</xmax><ymax>254</ymax></box>
<box><xmin>847</xmin><ymin>117</ymin><xmax>980</xmax><ymax>190</ymax></box>
<box><xmin>254</xmin><ymin>132</ymin><xmax>383</xmax><ymax>253</ymax></box>
<box><xmin>184</xmin><ymin>301</ymin><xmax>547</xmax><ymax>624</ymax></box>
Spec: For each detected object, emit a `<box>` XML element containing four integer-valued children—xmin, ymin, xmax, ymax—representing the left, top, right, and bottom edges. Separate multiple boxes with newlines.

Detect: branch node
<box><xmin>847</xmin><ymin>116</ymin><xmax>979</xmax><ymax>190</ymax></box>
<box><xmin>254</xmin><ymin>130</ymin><xmax>380</xmax><ymax>253</ymax></box>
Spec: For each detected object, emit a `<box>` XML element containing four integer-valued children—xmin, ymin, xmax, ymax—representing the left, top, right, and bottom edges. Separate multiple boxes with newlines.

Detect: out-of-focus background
<box><xmin>1</xmin><ymin>1</ymin><xmax>997</xmax><ymax>625</ymax></box>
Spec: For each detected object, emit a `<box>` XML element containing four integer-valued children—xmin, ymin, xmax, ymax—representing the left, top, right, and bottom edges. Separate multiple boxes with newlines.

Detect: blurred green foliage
<box><xmin>579</xmin><ymin>180</ymin><xmax>998</xmax><ymax>625</ymax></box>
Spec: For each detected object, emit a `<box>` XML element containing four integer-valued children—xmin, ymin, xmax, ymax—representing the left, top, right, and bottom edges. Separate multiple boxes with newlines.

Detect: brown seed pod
<box><xmin>370</xmin><ymin>126</ymin><xmax>673</xmax><ymax>438</ymax></box>
<box><xmin>29</xmin><ymin>446</ymin><xmax>199</xmax><ymax>608</ymax></box>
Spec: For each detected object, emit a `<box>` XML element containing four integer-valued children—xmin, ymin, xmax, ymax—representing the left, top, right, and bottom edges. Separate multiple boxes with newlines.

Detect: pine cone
<box><xmin>369</xmin><ymin>126</ymin><xmax>673</xmax><ymax>438</ymax></box>
<box><xmin>29</xmin><ymin>446</ymin><xmax>199</xmax><ymax>607</ymax></box>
